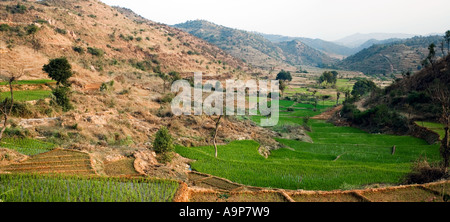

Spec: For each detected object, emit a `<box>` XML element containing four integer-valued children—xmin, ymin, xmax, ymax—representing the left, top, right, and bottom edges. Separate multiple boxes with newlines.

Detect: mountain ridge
<box><xmin>174</xmin><ymin>20</ymin><xmax>337</xmax><ymax>69</ymax></box>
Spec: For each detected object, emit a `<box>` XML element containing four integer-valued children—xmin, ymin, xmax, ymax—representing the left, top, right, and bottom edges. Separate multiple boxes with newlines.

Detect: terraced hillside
<box><xmin>176</xmin><ymin>101</ymin><xmax>441</xmax><ymax>191</ymax></box>
<box><xmin>0</xmin><ymin>149</ymin><xmax>96</xmax><ymax>175</ymax></box>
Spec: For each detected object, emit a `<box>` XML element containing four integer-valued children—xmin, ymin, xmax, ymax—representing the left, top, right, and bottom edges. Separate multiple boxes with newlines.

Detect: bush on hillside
<box><xmin>403</xmin><ymin>157</ymin><xmax>448</xmax><ymax>184</ymax></box>
<box><xmin>87</xmin><ymin>47</ymin><xmax>104</xmax><ymax>57</ymax></box>
<box><xmin>153</xmin><ymin>126</ymin><xmax>174</xmax><ymax>155</ymax></box>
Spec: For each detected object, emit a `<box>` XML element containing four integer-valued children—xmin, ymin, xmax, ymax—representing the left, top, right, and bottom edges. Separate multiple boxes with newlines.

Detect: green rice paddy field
<box><xmin>0</xmin><ymin>174</ymin><xmax>179</xmax><ymax>202</ymax></box>
<box><xmin>176</xmin><ymin>101</ymin><xmax>441</xmax><ymax>191</ymax></box>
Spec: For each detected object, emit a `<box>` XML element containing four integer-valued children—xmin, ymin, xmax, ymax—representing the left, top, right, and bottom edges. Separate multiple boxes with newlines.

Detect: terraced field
<box><xmin>416</xmin><ymin>121</ymin><xmax>446</xmax><ymax>140</ymax></box>
<box><xmin>0</xmin><ymin>174</ymin><xmax>179</xmax><ymax>202</ymax></box>
<box><xmin>0</xmin><ymin>138</ymin><xmax>56</xmax><ymax>156</ymax></box>
<box><xmin>1</xmin><ymin>90</ymin><xmax>52</xmax><ymax>102</ymax></box>
<box><xmin>0</xmin><ymin>149</ymin><xmax>96</xmax><ymax>175</ymax></box>
<box><xmin>176</xmin><ymin>101</ymin><xmax>441</xmax><ymax>191</ymax></box>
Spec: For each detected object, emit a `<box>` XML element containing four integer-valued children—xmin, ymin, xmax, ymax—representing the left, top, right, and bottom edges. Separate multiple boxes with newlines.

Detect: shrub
<box><xmin>72</xmin><ymin>46</ymin><xmax>84</xmax><ymax>54</ymax></box>
<box><xmin>1</xmin><ymin>99</ymin><xmax>34</xmax><ymax>118</ymax></box>
<box><xmin>6</xmin><ymin>3</ymin><xmax>27</xmax><ymax>14</ymax></box>
<box><xmin>35</xmin><ymin>19</ymin><xmax>48</xmax><ymax>24</ymax></box>
<box><xmin>25</xmin><ymin>24</ymin><xmax>39</xmax><ymax>35</ymax></box>
<box><xmin>130</xmin><ymin>60</ymin><xmax>152</xmax><ymax>71</ymax></box>
<box><xmin>0</xmin><ymin>24</ymin><xmax>10</xmax><ymax>32</ymax></box>
<box><xmin>55</xmin><ymin>28</ymin><xmax>67</xmax><ymax>35</ymax></box>
<box><xmin>100</xmin><ymin>81</ymin><xmax>114</xmax><ymax>92</ymax></box>
<box><xmin>51</xmin><ymin>86</ymin><xmax>73</xmax><ymax>112</ymax></box>
<box><xmin>158</xmin><ymin>93</ymin><xmax>174</xmax><ymax>104</ymax></box>
<box><xmin>403</xmin><ymin>157</ymin><xmax>448</xmax><ymax>184</ymax></box>
<box><xmin>153</xmin><ymin>126</ymin><xmax>174</xmax><ymax>154</ymax></box>
<box><xmin>87</xmin><ymin>47</ymin><xmax>104</xmax><ymax>57</ymax></box>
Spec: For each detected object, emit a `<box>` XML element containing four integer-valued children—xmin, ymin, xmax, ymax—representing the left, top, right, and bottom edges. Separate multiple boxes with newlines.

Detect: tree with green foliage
<box><xmin>422</xmin><ymin>43</ymin><xmax>436</xmax><ymax>69</ymax></box>
<box><xmin>42</xmin><ymin>57</ymin><xmax>73</xmax><ymax>87</ymax></box>
<box><xmin>351</xmin><ymin>79</ymin><xmax>377</xmax><ymax>97</ymax></box>
<box><xmin>321</xmin><ymin>95</ymin><xmax>331</xmax><ymax>106</ymax></box>
<box><xmin>50</xmin><ymin>86</ymin><xmax>73</xmax><ymax>112</ymax></box>
<box><xmin>276</xmin><ymin>70</ymin><xmax>292</xmax><ymax>82</ymax></box>
<box><xmin>153</xmin><ymin>126</ymin><xmax>174</xmax><ymax>154</ymax></box>
<box><xmin>318</xmin><ymin>71</ymin><xmax>338</xmax><ymax>86</ymax></box>
<box><xmin>43</xmin><ymin>58</ymin><xmax>74</xmax><ymax>111</ymax></box>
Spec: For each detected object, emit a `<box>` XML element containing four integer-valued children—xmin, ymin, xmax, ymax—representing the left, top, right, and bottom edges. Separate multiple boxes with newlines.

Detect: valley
<box><xmin>0</xmin><ymin>0</ymin><xmax>449</xmax><ymax>205</ymax></box>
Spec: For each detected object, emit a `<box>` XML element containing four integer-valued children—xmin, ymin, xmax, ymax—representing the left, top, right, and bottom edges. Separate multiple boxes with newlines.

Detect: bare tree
<box><xmin>211</xmin><ymin>115</ymin><xmax>223</xmax><ymax>158</ymax></box>
<box><xmin>428</xmin><ymin>81</ymin><xmax>450</xmax><ymax>170</ymax></box>
<box><xmin>0</xmin><ymin>68</ymin><xmax>25</xmax><ymax>141</ymax></box>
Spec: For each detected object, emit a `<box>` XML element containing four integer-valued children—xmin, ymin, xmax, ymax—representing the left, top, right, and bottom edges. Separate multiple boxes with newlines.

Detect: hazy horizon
<box><xmin>100</xmin><ymin>0</ymin><xmax>450</xmax><ymax>41</ymax></box>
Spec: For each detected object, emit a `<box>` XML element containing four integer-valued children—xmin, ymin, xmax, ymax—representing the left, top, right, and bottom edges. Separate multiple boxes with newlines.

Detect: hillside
<box><xmin>339</xmin><ymin>55</ymin><xmax>449</xmax><ymax>138</ymax></box>
<box><xmin>174</xmin><ymin>20</ymin><xmax>337</xmax><ymax>69</ymax></box>
<box><xmin>0</xmin><ymin>0</ymin><xmax>251</xmax><ymax>83</ymax></box>
<box><xmin>260</xmin><ymin>33</ymin><xmax>355</xmax><ymax>58</ymax></box>
<box><xmin>366</xmin><ymin>54</ymin><xmax>450</xmax><ymax>120</ymax></box>
<box><xmin>334</xmin><ymin>32</ymin><xmax>416</xmax><ymax>48</ymax></box>
<box><xmin>339</xmin><ymin>35</ymin><xmax>446</xmax><ymax>75</ymax></box>
<box><xmin>0</xmin><ymin>0</ymin><xmax>279</xmax><ymax>161</ymax></box>
<box><xmin>276</xmin><ymin>40</ymin><xmax>339</xmax><ymax>67</ymax></box>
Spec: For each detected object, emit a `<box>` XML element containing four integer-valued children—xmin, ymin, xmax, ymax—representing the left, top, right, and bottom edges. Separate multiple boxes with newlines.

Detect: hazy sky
<box><xmin>100</xmin><ymin>0</ymin><xmax>450</xmax><ymax>41</ymax></box>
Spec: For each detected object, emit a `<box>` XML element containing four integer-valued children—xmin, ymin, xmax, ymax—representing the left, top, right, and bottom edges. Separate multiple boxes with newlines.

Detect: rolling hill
<box><xmin>0</xmin><ymin>0</ymin><xmax>250</xmax><ymax>84</ymax></box>
<box><xmin>260</xmin><ymin>33</ymin><xmax>355</xmax><ymax>58</ymax></box>
<box><xmin>174</xmin><ymin>20</ymin><xmax>338</xmax><ymax>69</ymax></box>
<box><xmin>334</xmin><ymin>32</ymin><xmax>416</xmax><ymax>48</ymax></box>
<box><xmin>338</xmin><ymin>35</ymin><xmax>446</xmax><ymax>75</ymax></box>
<box><xmin>0</xmin><ymin>0</ymin><xmax>277</xmax><ymax>150</ymax></box>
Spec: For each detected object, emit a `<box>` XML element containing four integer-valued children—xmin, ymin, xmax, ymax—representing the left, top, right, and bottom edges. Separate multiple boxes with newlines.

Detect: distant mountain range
<box><xmin>174</xmin><ymin>20</ymin><xmax>338</xmax><ymax>69</ymax></box>
<box><xmin>260</xmin><ymin>33</ymin><xmax>355</xmax><ymax>58</ymax></box>
<box><xmin>174</xmin><ymin>20</ymin><xmax>447</xmax><ymax>75</ymax></box>
<box><xmin>334</xmin><ymin>32</ymin><xmax>417</xmax><ymax>48</ymax></box>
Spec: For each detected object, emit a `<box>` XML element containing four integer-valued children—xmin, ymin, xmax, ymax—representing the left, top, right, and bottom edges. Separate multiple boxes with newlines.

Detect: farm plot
<box><xmin>0</xmin><ymin>90</ymin><xmax>52</xmax><ymax>102</ymax></box>
<box><xmin>0</xmin><ymin>174</ymin><xmax>179</xmax><ymax>202</ymax></box>
<box><xmin>176</xmin><ymin>101</ymin><xmax>440</xmax><ymax>191</ymax></box>
<box><xmin>104</xmin><ymin>158</ymin><xmax>140</xmax><ymax>176</ymax></box>
<box><xmin>0</xmin><ymin>137</ymin><xmax>56</xmax><ymax>156</ymax></box>
<box><xmin>188</xmin><ymin>190</ymin><xmax>289</xmax><ymax>202</ymax></box>
<box><xmin>0</xmin><ymin>79</ymin><xmax>55</xmax><ymax>86</ymax></box>
<box><xmin>415</xmin><ymin>121</ymin><xmax>445</xmax><ymax>140</ymax></box>
<box><xmin>360</xmin><ymin>186</ymin><xmax>445</xmax><ymax>202</ymax></box>
<box><xmin>0</xmin><ymin>149</ymin><xmax>96</xmax><ymax>175</ymax></box>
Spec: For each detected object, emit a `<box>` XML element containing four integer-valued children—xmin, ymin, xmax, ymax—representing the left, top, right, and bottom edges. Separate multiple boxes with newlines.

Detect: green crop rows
<box><xmin>0</xmin><ymin>90</ymin><xmax>52</xmax><ymax>102</ymax></box>
<box><xmin>0</xmin><ymin>79</ymin><xmax>55</xmax><ymax>86</ymax></box>
<box><xmin>176</xmin><ymin>101</ymin><xmax>440</xmax><ymax>191</ymax></box>
<box><xmin>0</xmin><ymin>138</ymin><xmax>56</xmax><ymax>156</ymax></box>
<box><xmin>0</xmin><ymin>174</ymin><xmax>179</xmax><ymax>202</ymax></box>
